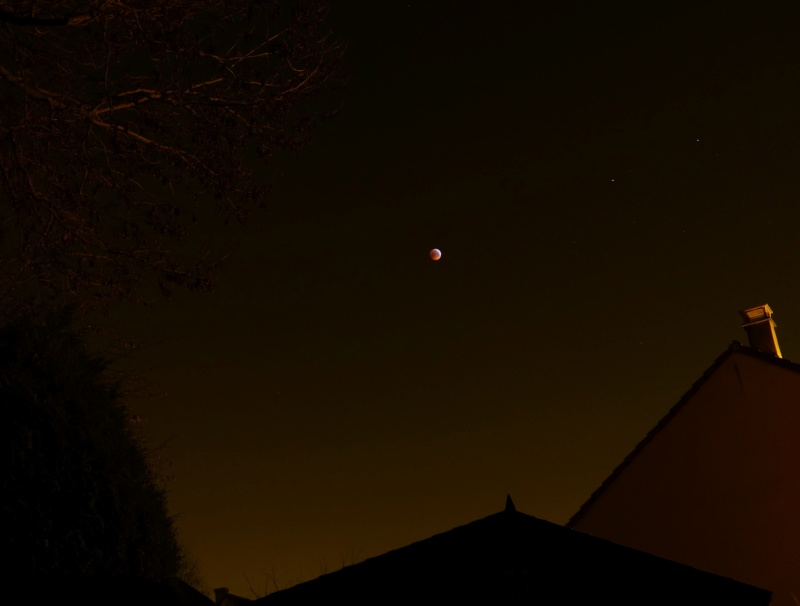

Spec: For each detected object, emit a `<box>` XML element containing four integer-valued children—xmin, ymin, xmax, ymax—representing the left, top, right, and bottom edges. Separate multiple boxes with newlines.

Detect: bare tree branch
<box><xmin>0</xmin><ymin>0</ymin><xmax>343</xmax><ymax>311</ymax></box>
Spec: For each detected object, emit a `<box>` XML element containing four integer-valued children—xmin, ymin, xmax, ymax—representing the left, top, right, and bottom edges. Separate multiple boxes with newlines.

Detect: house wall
<box><xmin>571</xmin><ymin>350</ymin><xmax>800</xmax><ymax>606</ymax></box>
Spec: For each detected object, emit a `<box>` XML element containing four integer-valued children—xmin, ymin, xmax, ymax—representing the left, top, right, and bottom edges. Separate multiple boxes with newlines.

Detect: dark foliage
<box><xmin>0</xmin><ymin>308</ymin><xmax>185</xmax><ymax>580</ymax></box>
<box><xmin>0</xmin><ymin>1</ymin><xmax>342</xmax><ymax>309</ymax></box>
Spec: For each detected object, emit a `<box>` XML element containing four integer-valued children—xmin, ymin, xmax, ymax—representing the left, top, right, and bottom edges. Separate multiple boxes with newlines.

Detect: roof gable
<box><xmin>256</xmin><ymin>504</ymin><xmax>768</xmax><ymax>605</ymax></box>
<box><xmin>568</xmin><ymin>342</ymin><xmax>800</xmax><ymax>528</ymax></box>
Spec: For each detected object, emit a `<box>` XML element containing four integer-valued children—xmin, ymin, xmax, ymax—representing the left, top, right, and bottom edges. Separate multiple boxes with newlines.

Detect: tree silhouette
<box><xmin>0</xmin><ymin>307</ymin><xmax>186</xmax><ymax>580</ymax></box>
<box><xmin>0</xmin><ymin>1</ymin><xmax>341</xmax><ymax>308</ymax></box>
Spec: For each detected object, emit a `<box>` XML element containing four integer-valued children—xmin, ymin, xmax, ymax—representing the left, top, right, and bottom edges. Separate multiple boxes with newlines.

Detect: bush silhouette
<box><xmin>0</xmin><ymin>308</ymin><xmax>184</xmax><ymax>580</ymax></box>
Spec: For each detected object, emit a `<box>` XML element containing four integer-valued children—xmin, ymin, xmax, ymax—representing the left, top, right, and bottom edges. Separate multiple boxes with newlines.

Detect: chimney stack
<box><xmin>739</xmin><ymin>304</ymin><xmax>782</xmax><ymax>358</ymax></box>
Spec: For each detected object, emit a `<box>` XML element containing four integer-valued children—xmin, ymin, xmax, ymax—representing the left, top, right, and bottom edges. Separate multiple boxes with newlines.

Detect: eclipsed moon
<box><xmin>430</xmin><ymin>248</ymin><xmax>442</xmax><ymax>261</ymax></box>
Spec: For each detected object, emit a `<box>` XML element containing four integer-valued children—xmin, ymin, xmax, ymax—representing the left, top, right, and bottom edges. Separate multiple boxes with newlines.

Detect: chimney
<box><xmin>214</xmin><ymin>588</ymin><xmax>230</xmax><ymax>605</ymax></box>
<box><xmin>739</xmin><ymin>304</ymin><xmax>782</xmax><ymax>358</ymax></box>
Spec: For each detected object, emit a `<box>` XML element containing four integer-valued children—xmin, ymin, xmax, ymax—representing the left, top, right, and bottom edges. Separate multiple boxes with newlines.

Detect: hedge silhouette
<box><xmin>0</xmin><ymin>308</ymin><xmax>185</xmax><ymax>581</ymax></box>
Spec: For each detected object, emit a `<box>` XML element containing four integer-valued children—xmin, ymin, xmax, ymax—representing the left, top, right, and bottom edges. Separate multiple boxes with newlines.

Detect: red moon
<box><xmin>430</xmin><ymin>248</ymin><xmax>442</xmax><ymax>261</ymax></box>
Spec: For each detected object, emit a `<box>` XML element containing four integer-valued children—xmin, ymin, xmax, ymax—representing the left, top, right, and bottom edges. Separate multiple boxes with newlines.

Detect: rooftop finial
<box><xmin>505</xmin><ymin>494</ymin><xmax>516</xmax><ymax>512</ymax></box>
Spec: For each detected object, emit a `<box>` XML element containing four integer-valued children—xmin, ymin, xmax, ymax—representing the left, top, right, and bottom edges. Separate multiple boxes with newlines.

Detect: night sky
<box><xmin>107</xmin><ymin>2</ymin><xmax>800</xmax><ymax>596</ymax></box>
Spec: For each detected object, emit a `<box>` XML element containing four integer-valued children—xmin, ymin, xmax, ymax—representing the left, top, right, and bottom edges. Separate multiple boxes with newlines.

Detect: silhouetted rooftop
<box><xmin>256</xmin><ymin>498</ymin><xmax>769</xmax><ymax>605</ymax></box>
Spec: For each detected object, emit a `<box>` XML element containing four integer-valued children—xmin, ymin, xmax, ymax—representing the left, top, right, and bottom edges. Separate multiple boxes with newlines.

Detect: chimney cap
<box><xmin>740</xmin><ymin>304</ymin><xmax>775</xmax><ymax>324</ymax></box>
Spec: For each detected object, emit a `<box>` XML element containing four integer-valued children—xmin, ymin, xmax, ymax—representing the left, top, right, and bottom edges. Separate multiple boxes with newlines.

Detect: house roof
<box><xmin>568</xmin><ymin>341</ymin><xmax>800</xmax><ymax>528</ymax></box>
<box><xmin>255</xmin><ymin>497</ymin><xmax>769</xmax><ymax>605</ymax></box>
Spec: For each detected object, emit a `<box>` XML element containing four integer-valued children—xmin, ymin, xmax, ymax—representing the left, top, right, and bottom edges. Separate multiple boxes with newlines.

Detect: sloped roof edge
<box><xmin>567</xmin><ymin>342</ymin><xmax>800</xmax><ymax>528</ymax></box>
<box><xmin>256</xmin><ymin>500</ymin><xmax>771</xmax><ymax>604</ymax></box>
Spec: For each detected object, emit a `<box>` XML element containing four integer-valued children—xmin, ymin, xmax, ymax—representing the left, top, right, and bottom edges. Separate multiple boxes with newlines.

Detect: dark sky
<box><xmin>110</xmin><ymin>2</ymin><xmax>800</xmax><ymax>596</ymax></box>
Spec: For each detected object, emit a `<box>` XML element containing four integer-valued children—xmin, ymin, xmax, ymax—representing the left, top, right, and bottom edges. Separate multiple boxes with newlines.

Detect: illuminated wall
<box><xmin>571</xmin><ymin>347</ymin><xmax>800</xmax><ymax>606</ymax></box>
